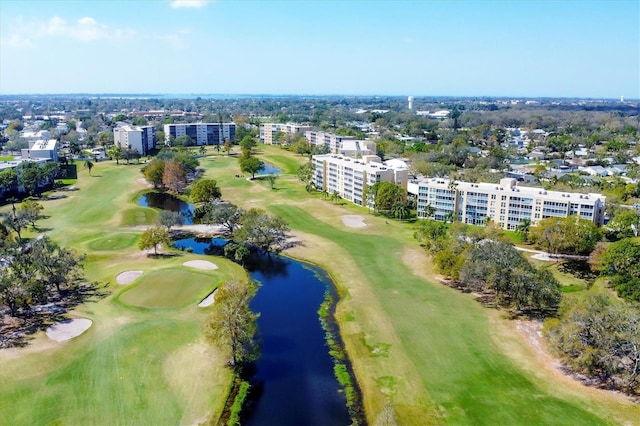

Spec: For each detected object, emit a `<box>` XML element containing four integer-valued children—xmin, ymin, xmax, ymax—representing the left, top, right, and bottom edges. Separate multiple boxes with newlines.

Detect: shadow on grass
<box><xmin>147</xmin><ymin>252</ymin><xmax>183</xmax><ymax>259</ymax></box>
<box><xmin>0</xmin><ymin>281</ymin><xmax>109</xmax><ymax>349</ymax></box>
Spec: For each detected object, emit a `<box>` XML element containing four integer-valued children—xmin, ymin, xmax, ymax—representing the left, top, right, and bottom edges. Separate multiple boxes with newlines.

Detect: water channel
<box><xmin>173</xmin><ymin>237</ymin><xmax>354</xmax><ymax>425</ymax></box>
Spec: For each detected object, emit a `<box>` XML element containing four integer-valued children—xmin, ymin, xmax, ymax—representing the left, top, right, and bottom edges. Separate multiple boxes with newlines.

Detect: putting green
<box><xmin>87</xmin><ymin>233</ymin><xmax>139</xmax><ymax>251</ymax></box>
<box><xmin>119</xmin><ymin>268</ymin><xmax>218</xmax><ymax>309</ymax></box>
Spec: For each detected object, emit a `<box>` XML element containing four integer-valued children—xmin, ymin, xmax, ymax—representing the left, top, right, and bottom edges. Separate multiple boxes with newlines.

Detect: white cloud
<box><xmin>0</xmin><ymin>33</ymin><xmax>35</xmax><ymax>49</ymax></box>
<box><xmin>170</xmin><ymin>0</ymin><xmax>209</xmax><ymax>8</ymax></box>
<box><xmin>1</xmin><ymin>16</ymin><xmax>136</xmax><ymax>48</ymax></box>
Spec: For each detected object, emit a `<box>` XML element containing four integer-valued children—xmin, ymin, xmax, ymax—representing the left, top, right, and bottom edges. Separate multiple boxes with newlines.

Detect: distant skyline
<box><xmin>1</xmin><ymin>0</ymin><xmax>638</xmax><ymax>99</ymax></box>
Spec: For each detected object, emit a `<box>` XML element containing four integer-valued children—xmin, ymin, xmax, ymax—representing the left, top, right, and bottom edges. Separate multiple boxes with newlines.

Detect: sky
<box><xmin>0</xmin><ymin>0</ymin><xmax>638</xmax><ymax>98</ymax></box>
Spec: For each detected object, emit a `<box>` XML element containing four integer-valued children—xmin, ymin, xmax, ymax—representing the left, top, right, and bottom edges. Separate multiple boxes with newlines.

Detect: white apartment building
<box><xmin>409</xmin><ymin>177</ymin><xmax>606</xmax><ymax>229</ymax></box>
<box><xmin>304</xmin><ymin>130</ymin><xmax>356</xmax><ymax>153</ymax></box>
<box><xmin>260</xmin><ymin>123</ymin><xmax>313</xmax><ymax>145</ymax></box>
<box><xmin>163</xmin><ymin>123</ymin><xmax>236</xmax><ymax>146</ymax></box>
<box><xmin>113</xmin><ymin>124</ymin><xmax>155</xmax><ymax>155</ymax></box>
<box><xmin>21</xmin><ymin>139</ymin><xmax>58</xmax><ymax>162</ymax></box>
<box><xmin>312</xmin><ymin>154</ymin><xmax>408</xmax><ymax>207</ymax></box>
<box><xmin>339</xmin><ymin>139</ymin><xmax>377</xmax><ymax>158</ymax></box>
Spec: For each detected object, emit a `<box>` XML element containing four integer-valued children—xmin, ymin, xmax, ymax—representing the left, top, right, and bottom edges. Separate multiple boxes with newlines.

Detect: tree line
<box><xmin>414</xmin><ymin>221</ymin><xmax>562</xmax><ymax>313</ymax></box>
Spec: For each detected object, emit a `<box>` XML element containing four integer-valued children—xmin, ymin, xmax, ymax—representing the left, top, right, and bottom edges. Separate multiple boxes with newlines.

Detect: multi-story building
<box><xmin>304</xmin><ymin>130</ymin><xmax>356</xmax><ymax>153</ymax></box>
<box><xmin>113</xmin><ymin>124</ymin><xmax>155</xmax><ymax>155</ymax></box>
<box><xmin>260</xmin><ymin>123</ymin><xmax>313</xmax><ymax>145</ymax></box>
<box><xmin>21</xmin><ymin>139</ymin><xmax>58</xmax><ymax>162</ymax></box>
<box><xmin>163</xmin><ymin>123</ymin><xmax>236</xmax><ymax>147</ymax></box>
<box><xmin>312</xmin><ymin>154</ymin><xmax>409</xmax><ymax>207</ymax></box>
<box><xmin>409</xmin><ymin>177</ymin><xmax>606</xmax><ymax>229</ymax></box>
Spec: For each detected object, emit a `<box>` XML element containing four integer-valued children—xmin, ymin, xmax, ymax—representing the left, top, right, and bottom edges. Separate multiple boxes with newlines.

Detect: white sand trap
<box><xmin>116</xmin><ymin>270</ymin><xmax>144</xmax><ymax>285</ymax></box>
<box><xmin>183</xmin><ymin>260</ymin><xmax>218</xmax><ymax>270</ymax></box>
<box><xmin>532</xmin><ymin>253</ymin><xmax>556</xmax><ymax>262</ymax></box>
<box><xmin>46</xmin><ymin>318</ymin><xmax>92</xmax><ymax>342</ymax></box>
<box><xmin>341</xmin><ymin>215</ymin><xmax>367</xmax><ymax>228</ymax></box>
<box><xmin>198</xmin><ymin>288</ymin><xmax>219</xmax><ymax>307</ymax></box>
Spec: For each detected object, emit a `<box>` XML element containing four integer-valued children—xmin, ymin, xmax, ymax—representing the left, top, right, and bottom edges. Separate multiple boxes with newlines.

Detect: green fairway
<box><xmin>1</xmin><ymin>150</ymin><xmax>637</xmax><ymax>426</ymax></box>
<box><xmin>270</xmin><ymin>205</ymin><xmax>613</xmax><ymax>425</ymax></box>
<box><xmin>87</xmin><ymin>232</ymin><xmax>139</xmax><ymax>251</ymax></box>
<box><xmin>118</xmin><ymin>268</ymin><xmax>219</xmax><ymax>309</ymax></box>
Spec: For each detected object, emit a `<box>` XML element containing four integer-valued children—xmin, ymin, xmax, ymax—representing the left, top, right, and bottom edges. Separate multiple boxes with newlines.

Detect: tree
<box><xmin>529</xmin><ymin>216</ymin><xmax>602</xmax><ymax>255</ymax></box>
<box><xmin>0</xmin><ymin>168</ymin><xmax>18</xmax><ymax>196</ymax></box>
<box><xmin>19</xmin><ymin>162</ymin><xmax>42</xmax><ymax>196</ymax></box>
<box><xmin>138</xmin><ymin>226</ymin><xmax>172</xmax><ymax>255</ymax></box>
<box><xmin>606</xmin><ymin>209</ymin><xmax>640</xmax><ymax>240</ymax></box>
<box><xmin>234</xmin><ymin>208</ymin><xmax>290</xmax><ymax>254</ymax></box>
<box><xmin>375</xmin><ymin>182</ymin><xmax>404</xmax><ymax>214</ymax></box>
<box><xmin>143</xmin><ymin>159</ymin><xmax>165</xmax><ymax>189</ymax></box>
<box><xmin>173</xmin><ymin>135</ymin><xmax>194</xmax><ymax>147</ymax></box>
<box><xmin>163</xmin><ymin>159</ymin><xmax>187</xmax><ymax>193</ymax></box>
<box><xmin>2</xmin><ymin>209</ymin><xmax>28</xmax><ymax>242</ymax></box>
<box><xmin>31</xmin><ymin>237</ymin><xmax>85</xmax><ymax>293</ymax></box>
<box><xmin>239</xmin><ymin>135</ymin><xmax>257</xmax><ymax>154</ymax></box>
<box><xmin>223</xmin><ymin>140</ymin><xmax>233</xmax><ymax>154</ymax></box>
<box><xmin>297</xmin><ymin>161</ymin><xmax>315</xmax><ymax>192</ymax></box>
<box><xmin>515</xmin><ymin>218</ymin><xmax>531</xmax><ymax>243</ymax></box>
<box><xmin>84</xmin><ymin>159</ymin><xmax>94</xmax><ymax>176</ymax></box>
<box><xmin>122</xmin><ymin>148</ymin><xmax>140</xmax><ymax>164</ymax></box>
<box><xmin>391</xmin><ymin>201</ymin><xmax>409</xmax><ymax>221</ymax></box>
<box><xmin>190</xmin><ymin>178</ymin><xmax>221</xmax><ymax>203</ymax></box>
<box><xmin>199</xmin><ymin>145</ymin><xmax>206</xmax><ymax>156</ymax></box>
<box><xmin>203</xmin><ymin>280</ymin><xmax>260</xmax><ymax>368</ymax></box>
<box><xmin>157</xmin><ymin>210</ymin><xmax>184</xmax><ymax>232</ymax></box>
<box><xmin>108</xmin><ymin>145</ymin><xmax>123</xmax><ymax>165</ymax></box>
<box><xmin>239</xmin><ymin>156</ymin><xmax>265</xmax><ymax>179</ymax></box>
<box><xmin>18</xmin><ymin>200</ymin><xmax>44</xmax><ymax>228</ymax></box>
<box><xmin>194</xmin><ymin>202</ymin><xmax>244</xmax><ymax>236</ymax></box>
<box><xmin>331</xmin><ymin>190</ymin><xmax>340</xmax><ymax>204</ymax></box>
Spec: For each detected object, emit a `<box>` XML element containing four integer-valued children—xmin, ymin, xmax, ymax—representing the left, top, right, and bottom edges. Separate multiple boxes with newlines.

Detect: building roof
<box><xmin>31</xmin><ymin>139</ymin><xmax>57</xmax><ymax>151</ymax></box>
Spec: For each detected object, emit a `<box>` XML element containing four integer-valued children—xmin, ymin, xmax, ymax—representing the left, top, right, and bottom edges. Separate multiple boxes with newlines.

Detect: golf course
<box><xmin>0</xmin><ymin>145</ymin><xmax>638</xmax><ymax>425</ymax></box>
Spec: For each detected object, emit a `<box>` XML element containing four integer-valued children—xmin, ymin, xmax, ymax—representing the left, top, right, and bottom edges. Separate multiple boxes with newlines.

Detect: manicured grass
<box><xmin>87</xmin><ymin>232</ymin><xmax>139</xmax><ymax>251</ymax></box>
<box><xmin>2</xmin><ymin>151</ymin><xmax>638</xmax><ymax>426</ymax></box>
<box><xmin>118</xmin><ymin>267</ymin><xmax>219</xmax><ymax>309</ymax></box>
<box><xmin>271</xmin><ymin>205</ymin><xmax>612</xmax><ymax>425</ymax></box>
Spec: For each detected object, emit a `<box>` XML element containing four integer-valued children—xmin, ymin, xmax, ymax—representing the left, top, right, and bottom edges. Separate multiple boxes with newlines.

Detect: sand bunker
<box><xmin>183</xmin><ymin>260</ymin><xmax>218</xmax><ymax>270</ymax></box>
<box><xmin>198</xmin><ymin>288</ymin><xmax>219</xmax><ymax>307</ymax></box>
<box><xmin>116</xmin><ymin>270</ymin><xmax>144</xmax><ymax>285</ymax></box>
<box><xmin>531</xmin><ymin>253</ymin><xmax>556</xmax><ymax>262</ymax></box>
<box><xmin>341</xmin><ymin>215</ymin><xmax>367</xmax><ymax>228</ymax></box>
<box><xmin>46</xmin><ymin>318</ymin><xmax>92</xmax><ymax>342</ymax></box>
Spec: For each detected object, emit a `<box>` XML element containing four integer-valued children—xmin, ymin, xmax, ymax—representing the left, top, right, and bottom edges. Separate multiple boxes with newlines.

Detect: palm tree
<box><xmin>515</xmin><ymin>218</ymin><xmax>531</xmax><ymax>243</ymax></box>
<box><xmin>84</xmin><ymin>159</ymin><xmax>94</xmax><ymax>176</ymax></box>
<box><xmin>321</xmin><ymin>189</ymin><xmax>329</xmax><ymax>200</ymax></box>
<box><xmin>391</xmin><ymin>201</ymin><xmax>409</xmax><ymax>221</ymax></box>
<box><xmin>331</xmin><ymin>190</ymin><xmax>340</xmax><ymax>204</ymax></box>
<box><xmin>199</xmin><ymin>145</ymin><xmax>206</xmax><ymax>156</ymax></box>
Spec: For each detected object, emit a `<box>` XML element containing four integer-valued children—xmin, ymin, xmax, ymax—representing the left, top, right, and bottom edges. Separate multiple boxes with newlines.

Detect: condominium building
<box><xmin>113</xmin><ymin>124</ymin><xmax>155</xmax><ymax>155</ymax></box>
<box><xmin>21</xmin><ymin>139</ymin><xmax>58</xmax><ymax>162</ymax></box>
<box><xmin>304</xmin><ymin>130</ymin><xmax>356</xmax><ymax>154</ymax></box>
<box><xmin>312</xmin><ymin>154</ymin><xmax>409</xmax><ymax>207</ymax></box>
<box><xmin>163</xmin><ymin>123</ymin><xmax>236</xmax><ymax>146</ymax></box>
<box><xmin>409</xmin><ymin>177</ymin><xmax>606</xmax><ymax>229</ymax></box>
<box><xmin>260</xmin><ymin>123</ymin><xmax>313</xmax><ymax>145</ymax></box>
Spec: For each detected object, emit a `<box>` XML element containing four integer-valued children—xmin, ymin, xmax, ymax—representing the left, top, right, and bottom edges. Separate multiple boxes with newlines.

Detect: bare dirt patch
<box><xmin>46</xmin><ymin>318</ymin><xmax>92</xmax><ymax>342</ymax></box>
<box><xmin>341</xmin><ymin>215</ymin><xmax>367</xmax><ymax>228</ymax></box>
<box><xmin>116</xmin><ymin>270</ymin><xmax>143</xmax><ymax>285</ymax></box>
<box><xmin>183</xmin><ymin>260</ymin><xmax>218</xmax><ymax>270</ymax></box>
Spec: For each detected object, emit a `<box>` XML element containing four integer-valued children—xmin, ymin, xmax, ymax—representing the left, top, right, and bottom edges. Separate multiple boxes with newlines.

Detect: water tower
<box><xmin>408</xmin><ymin>96</ymin><xmax>414</xmax><ymax>110</ymax></box>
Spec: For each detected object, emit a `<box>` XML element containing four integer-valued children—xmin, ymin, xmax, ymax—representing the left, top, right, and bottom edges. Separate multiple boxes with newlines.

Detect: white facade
<box><xmin>163</xmin><ymin>123</ymin><xmax>236</xmax><ymax>146</ymax></box>
<box><xmin>411</xmin><ymin>177</ymin><xmax>606</xmax><ymax>229</ymax></box>
<box><xmin>260</xmin><ymin>123</ymin><xmax>313</xmax><ymax>145</ymax></box>
<box><xmin>113</xmin><ymin>124</ymin><xmax>155</xmax><ymax>155</ymax></box>
<box><xmin>304</xmin><ymin>130</ymin><xmax>356</xmax><ymax>153</ymax></box>
<box><xmin>21</xmin><ymin>139</ymin><xmax>58</xmax><ymax>162</ymax></box>
<box><xmin>312</xmin><ymin>154</ymin><xmax>408</xmax><ymax>207</ymax></box>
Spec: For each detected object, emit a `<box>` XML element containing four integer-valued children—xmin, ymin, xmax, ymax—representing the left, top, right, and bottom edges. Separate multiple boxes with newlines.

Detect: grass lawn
<box><xmin>118</xmin><ymin>267</ymin><xmax>219</xmax><ymax>309</ymax></box>
<box><xmin>1</xmin><ymin>150</ymin><xmax>638</xmax><ymax>425</ymax></box>
<box><xmin>0</xmin><ymin>160</ymin><xmax>241</xmax><ymax>425</ymax></box>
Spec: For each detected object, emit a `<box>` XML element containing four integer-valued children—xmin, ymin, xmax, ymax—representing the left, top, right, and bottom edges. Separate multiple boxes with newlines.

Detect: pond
<box><xmin>257</xmin><ymin>163</ymin><xmax>281</xmax><ymax>175</ymax></box>
<box><xmin>173</xmin><ymin>237</ymin><xmax>355</xmax><ymax>425</ymax></box>
<box><xmin>138</xmin><ymin>192</ymin><xmax>195</xmax><ymax>224</ymax></box>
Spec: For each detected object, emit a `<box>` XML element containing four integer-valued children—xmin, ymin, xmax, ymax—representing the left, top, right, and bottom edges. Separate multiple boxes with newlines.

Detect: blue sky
<box><xmin>1</xmin><ymin>0</ymin><xmax>638</xmax><ymax>98</ymax></box>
